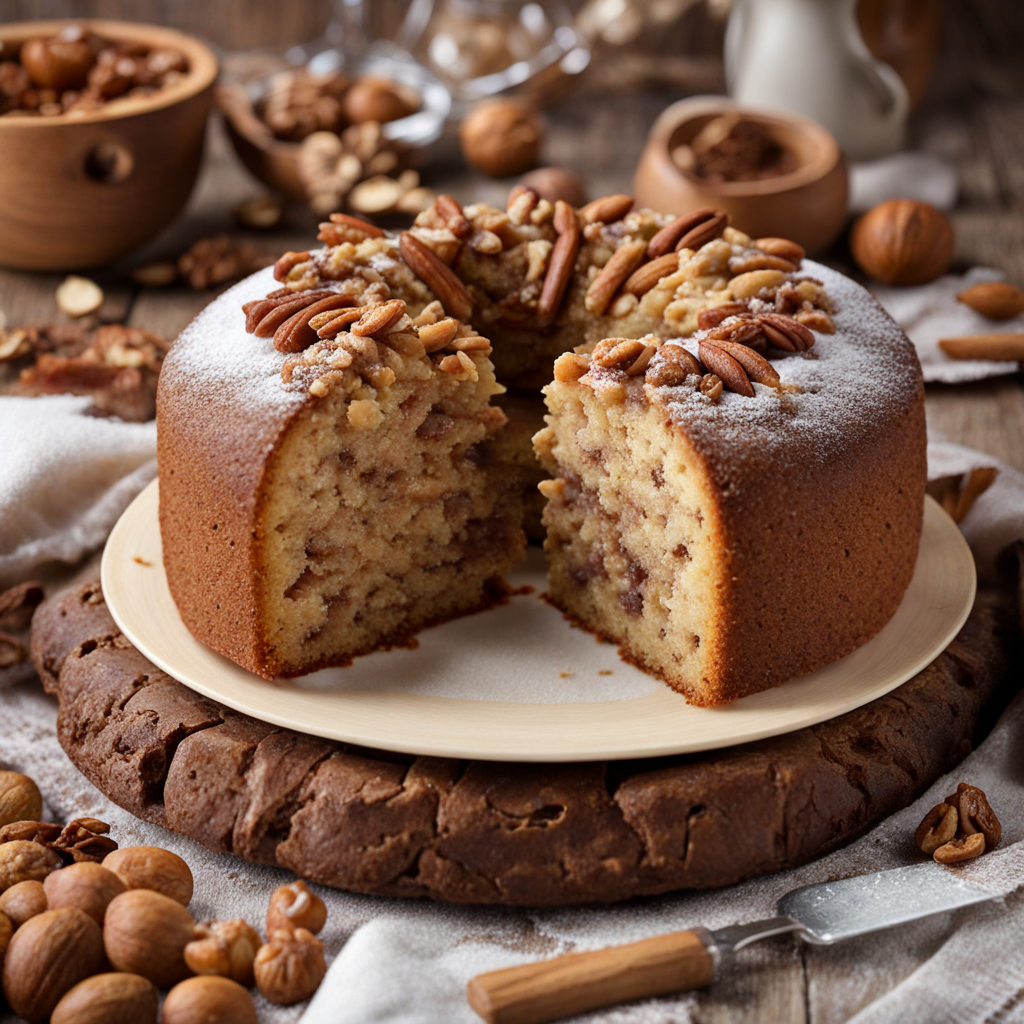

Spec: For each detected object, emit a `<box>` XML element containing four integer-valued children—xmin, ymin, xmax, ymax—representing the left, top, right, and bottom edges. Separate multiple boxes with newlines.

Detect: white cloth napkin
<box><xmin>848</xmin><ymin>152</ymin><xmax>959</xmax><ymax>214</ymax></box>
<box><xmin>0</xmin><ymin>395</ymin><xmax>156</xmax><ymax>588</ymax></box>
<box><xmin>870</xmin><ymin>267</ymin><xmax>1024</xmax><ymax>384</ymax></box>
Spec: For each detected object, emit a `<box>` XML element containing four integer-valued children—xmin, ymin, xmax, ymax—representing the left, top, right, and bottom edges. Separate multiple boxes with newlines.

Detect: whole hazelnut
<box><xmin>517</xmin><ymin>167</ymin><xmax>588</xmax><ymax>208</ymax></box>
<box><xmin>0</xmin><ymin>770</ymin><xmax>43</xmax><ymax>827</ymax></box>
<box><xmin>266</xmin><ymin>879</ymin><xmax>327</xmax><ymax>936</ymax></box>
<box><xmin>254</xmin><ymin>927</ymin><xmax>327</xmax><ymax>1005</ymax></box>
<box><xmin>19</xmin><ymin>28</ymin><xmax>97</xmax><ymax>92</ymax></box>
<box><xmin>0</xmin><ymin>909</ymin><xmax>10</xmax><ymax>959</ymax></box>
<box><xmin>163</xmin><ymin>976</ymin><xmax>258</xmax><ymax>1024</ymax></box>
<box><xmin>51</xmin><ymin>972</ymin><xmax>159</xmax><ymax>1024</ymax></box>
<box><xmin>185</xmin><ymin>917</ymin><xmax>263</xmax><ymax>987</ymax></box>
<box><xmin>44</xmin><ymin>861</ymin><xmax>126</xmax><ymax>924</ymax></box>
<box><xmin>2</xmin><ymin>907</ymin><xmax>106</xmax><ymax>1023</ymax></box>
<box><xmin>343</xmin><ymin>75</ymin><xmax>419</xmax><ymax>125</ymax></box>
<box><xmin>460</xmin><ymin>99</ymin><xmax>543</xmax><ymax>178</ymax></box>
<box><xmin>0</xmin><ymin>839</ymin><xmax>62</xmax><ymax>891</ymax></box>
<box><xmin>102</xmin><ymin>845</ymin><xmax>193</xmax><ymax>905</ymax></box>
<box><xmin>850</xmin><ymin>199</ymin><xmax>953</xmax><ymax>286</ymax></box>
<box><xmin>0</xmin><ymin>879</ymin><xmax>48</xmax><ymax>927</ymax></box>
<box><xmin>103</xmin><ymin>888</ymin><xmax>195</xmax><ymax>988</ymax></box>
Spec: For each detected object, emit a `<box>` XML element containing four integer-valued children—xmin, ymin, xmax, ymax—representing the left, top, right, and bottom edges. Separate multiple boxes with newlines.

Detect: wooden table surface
<box><xmin>1</xmin><ymin>3</ymin><xmax>1022</xmax><ymax>1021</ymax></box>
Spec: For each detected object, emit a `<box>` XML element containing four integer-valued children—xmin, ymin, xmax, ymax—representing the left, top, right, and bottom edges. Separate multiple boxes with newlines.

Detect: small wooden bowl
<box><xmin>633</xmin><ymin>97</ymin><xmax>849</xmax><ymax>255</ymax></box>
<box><xmin>0</xmin><ymin>20</ymin><xmax>218</xmax><ymax>271</ymax></box>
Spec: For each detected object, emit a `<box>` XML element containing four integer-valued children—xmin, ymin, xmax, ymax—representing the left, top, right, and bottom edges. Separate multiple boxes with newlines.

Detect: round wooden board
<box><xmin>101</xmin><ymin>481</ymin><xmax>976</xmax><ymax>763</ymax></box>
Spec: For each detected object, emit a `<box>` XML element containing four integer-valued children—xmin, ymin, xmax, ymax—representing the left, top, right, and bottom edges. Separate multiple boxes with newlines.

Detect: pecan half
<box><xmin>273</xmin><ymin>250</ymin><xmax>311</xmax><ymax>282</ymax></box>
<box><xmin>53</xmin><ymin>817</ymin><xmax>118</xmax><ymax>863</ymax></box>
<box><xmin>585</xmin><ymin>240</ymin><xmax>648</xmax><ymax>315</ymax></box>
<box><xmin>0</xmin><ymin>821</ymin><xmax>62</xmax><ymax>845</ymax></box>
<box><xmin>756</xmin><ymin>313</ymin><xmax>815</xmax><ymax>352</ymax></box>
<box><xmin>754</xmin><ymin>237</ymin><xmax>805</xmax><ymax>264</ymax></box>
<box><xmin>579</xmin><ymin>194</ymin><xmax>634</xmax><ymax>225</ymax></box>
<box><xmin>311</xmin><ymin>307</ymin><xmax>366</xmax><ymax>339</ymax></box>
<box><xmin>538</xmin><ymin>200</ymin><xmax>581</xmax><ymax>320</ymax></box>
<box><xmin>317</xmin><ymin>213</ymin><xmax>385</xmax><ymax>245</ymax></box>
<box><xmin>623</xmin><ymin>253</ymin><xmax>681</xmax><ymax>296</ymax></box>
<box><xmin>436</xmin><ymin>194</ymin><xmax>472</xmax><ymax>238</ymax></box>
<box><xmin>399</xmin><ymin>232</ymin><xmax>473</xmax><ymax>321</ymax></box>
<box><xmin>697</xmin><ymin>302</ymin><xmax>750</xmax><ymax>331</ymax></box>
<box><xmin>677</xmin><ymin>211</ymin><xmax>728</xmax><ymax>252</ymax></box>
<box><xmin>933</xmin><ymin>833</ymin><xmax>986</xmax><ymax>864</ymax></box>
<box><xmin>702</xmin><ymin>337</ymin><xmax>779</xmax><ymax>387</ymax></box>
<box><xmin>243</xmin><ymin>290</ymin><xmax>334</xmax><ymax>336</ymax></box>
<box><xmin>956</xmin><ymin>784</ymin><xmax>1002</xmax><ymax>850</ymax></box>
<box><xmin>647</xmin><ymin>208</ymin><xmax>720</xmax><ymax>258</ymax></box>
<box><xmin>275</xmin><ymin>294</ymin><xmax>366</xmax><ymax>353</ymax></box>
<box><xmin>706</xmin><ymin>317</ymin><xmax>766</xmax><ymax>351</ymax></box>
<box><xmin>728</xmin><ymin>252</ymin><xmax>797</xmax><ymax>275</ymax></box>
<box><xmin>351</xmin><ymin>299</ymin><xmax>407</xmax><ymax>337</ymax></box>
<box><xmin>698</xmin><ymin>339</ymin><xmax>754</xmax><ymax>397</ymax></box>
<box><xmin>915</xmin><ymin>803</ymin><xmax>959</xmax><ymax>855</ymax></box>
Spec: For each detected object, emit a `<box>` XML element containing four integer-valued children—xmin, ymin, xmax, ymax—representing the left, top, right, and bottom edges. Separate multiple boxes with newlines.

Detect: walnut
<box><xmin>459</xmin><ymin>99</ymin><xmax>543</xmax><ymax>178</ymax></box>
<box><xmin>254</xmin><ymin>928</ymin><xmax>327</xmax><ymax>1005</ymax></box>
<box><xmin>0</xmin><ymin>839</ymin><xmax>62</xmax><ymax>891</ymax></box>
<box><xmin>258</xmin><ymin>68</ymin><xmax>349</xmax><ymax>142</ymax></box>
<box><xmin>185</xmin><ymin>918</ymin><xmax>263</xmax><ymax>987</ymax></box>
<box><xmin>177</xmin><ymin>235</ymin><xmax>271</xmax><ymax>290</ymax></box>
<box><xmin>266</xmin><ymin>880</ymin><xmax>327</xmax><ymax>936</ymax></box>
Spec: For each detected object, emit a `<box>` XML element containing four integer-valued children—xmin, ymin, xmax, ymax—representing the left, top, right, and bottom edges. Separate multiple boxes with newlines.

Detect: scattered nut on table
<box><xmin>849</xmin><ymin>199</ymin><xmax>953</xmax><ymax>286</ymax></box>
<box><xmin>0</xmin><ymin>771</ymin><xmax>43</xmax><ymax>828</ymax></box>
<box><xmin>957</xmin><ymin>281</ymin><xmax>1024</xmax><ymax>320</ymax></box>
<box><xmin>44</xmin><ymin>861</ymin><xmax>126</xmax><ymax>925</ymax></box>
<box><xmin>915</xmin><ymin>781</ymin><xmax>1001</xmax><ymax>864</ymax></box>
<box><xmin>102</xmin><ymin>845</ymin><xmax>194</xmax><ymax>905</ymax></box>
<box><xmin>254</xmin><ymin>927</ymin><xmax>327</xmax><ymax>1005</ymax></box>
<box><xmin>50</xmin><ymin>971</ymin><xmax>159</xmax><ymax>1024</ymax></box>
<box><xmin>162</xmin><ymin>975</ymin><xmax>258</xmax><ymax>1024</ymax></box>
<box><xmin>103</xmin><ymin>888</ymin><xmax>195</xmax><ymax>988</ymax></box>
<box><xmin>55</xmin><ymin>275</ymin><xmax>105</xmax><ymax>318</ymax></box>
<box><xmin>267</xmin><ymin>879</ymin><xmax>328</xmax><ymax>935</ymax></box>
<box><xmin>185</xmin><ymin>917</ymin><xmax>263</xmax><ymax>987</ymax></box>
<box><xmin>914</xmin><ymin>802</ymin><xmax>959</xmax><ymax>855</ymax></box>
<box><xmin>1</xmin><ymin>907</ymin><xmax>107</xmax><ymax>1023</ymax></box>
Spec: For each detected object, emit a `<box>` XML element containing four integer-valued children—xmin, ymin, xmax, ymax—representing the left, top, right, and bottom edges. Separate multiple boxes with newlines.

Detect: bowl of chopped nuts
<box><xmin>218</xmin><ymin>50</ymin><xmax>450</xmax><ymax>218</ymax></box>
<box><xmin>634</xmin><ymin>96</ymin><xmax>848</xmax><ymax>254</ymax></box>
<box><xmin>0</xmin><ymin>20</ymin><xmax>218</xmax><ymax>271</ymax></box>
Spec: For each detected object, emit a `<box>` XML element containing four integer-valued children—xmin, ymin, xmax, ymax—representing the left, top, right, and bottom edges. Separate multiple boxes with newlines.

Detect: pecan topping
<box><xmin>955</xmin><ymin>783</ymin><xmax>1002</xmax><ymax>849</ymax></box>
<box><xmin>644</xmin><ymin>343</ymin><xmax>701</xmax><ymax>387</ymax></box>
<box><xmin>706</xmin><ymin>317</ymin><xmax>767</xmax><ymax>352</ymax></box>
<box><xmin>419</xmin><ymin>318</ymin><xmax>461</xmax><ymax>353</ymax></box>
<box><xmin>699</xmin><ymin>373</ymin><xmax>723</xmax><ymax>403</ymax></box>
<box><xmin>311</xmin><ymin>307</ymin><xmax>366</xmax><ymax>339</ymax></box>
<box><xmin>701</xmin><ymin>337</ymin><xmax>780</xmax><ymax>387</ymax></box>
<box><xmin>795</xmin><ymin>309</ymin><xmax>836</xmax><ymax>334</ymax></box>
<box><xmin>915</xmin><ymin>803</ymin><xmax>959</xmax><ymax>855</ymax></box>
<box><xmin>553</xmin><ymin>352</ymin><xmax>590</xmax><ymax>383</ymax></box>
<box><xmin>676</xmin><ymin>210</ymin><xmax>728</xmax><ymax>252</ymax></box>
<box><xmin>933</xmin><ymin>833</ymin><xmax>986</xmax><ymax>864</ymax></box>
<box><xmin>646</xmin><ymin>208</ymin><xmax>724</xmax><ymax>258</ymax></box>
<box><xmin>579</xmin><ymin>194</ymin><xmax>634</xmax><ymax>225</ymax></box>
<box><xmin>435</xmin><ymin>194</ymin><xmax>472</xmax><ymax>238</ymax></box>
<box><xmin>757</xmin><ymin>313</ymin><xmax>815</xmax><ymax>352</ymax></box>
<box><xmin>275</xmin><ymin>294</ymin><xmax>365</xmax><ymax>353</ymax></box>
<box><xmin>697</xmin><ymin>339</ymin><xmax>755</xmax><ymax>397</ymax></box>
<box><xmin>317</xmin><ymin>213</ymin><xmax>385</xmax><ymax>245</ymax></box>
<box><xmin>273</xmin><ymin>250</ymin><xmax>311</xmax><ymax>282</ymax></box>
<box><xmin>622</xmin><ymin>253</ymin><xmax>680</xmax><ymax>296</ymax></box>
<box><xmin>728</xmin><ymin>252</ymin><xmax>798</xmax><ymax>275</ymax></box>
<box><xmin>399</xmin><ymin>232</ymin><xmax>473</xmax><ymax>321</ymax></box>
<box><xmin>754</xmin><ymin>237</ymin><xmax>805</xmax><ymax>264</ymax></box>
<box><xmin>697</xmin><ymin>302</ymin><xmax>750</xmax><ymax>331</ymax></box>
<box><xmin>243</xmin><ymin>289</ymin><xmax>335</xmax><ymax>337</ymax></box>
<box><xmin>591</xmin><ymin>338</ymin><xmax>656</xmax><ymax>375</ymax></box>
<box><xmin>585</xmin><ymin>240</ymin><xmax>648</xmax><ymax>316</ymax></box>
<box><xmin>506</xmin><ymin>185</ymin><xmax>538</xmax><ymax>225</ymax></box>
<box><xmin>538</xmin><ymin>200</ymin><xmax>581</xmax><ymax>321</ymax></box>
<box><xmin>351</xmin><ymin>299</ymin><xmax>407</xmax><ymax>337</ymax></box>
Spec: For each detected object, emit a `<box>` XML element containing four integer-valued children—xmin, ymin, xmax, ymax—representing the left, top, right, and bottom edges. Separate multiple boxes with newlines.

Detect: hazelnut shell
<box><xmin>51</xmin><ymin>972</ymin><xmax>159</xmax><ymax>1024</ymax></box>
<box><xmin>850</xmin><ymin>199</ymin><xmax>953</xmax><ymax>286</ymax></box>
<box><xmin>0</xmin><ymin>771</ymin><xmax>43</xmax><ymax>828</ymax></box>
<box><xmin>44</xmin><ymin>861</ymin><xmax>126</xmax><ymax>925</ymax></box>
<box><xmin>103</xmin><ymin>889</ymin><xmax>195</xmax><ymax>988</ymax></box>
<box><xmin>102</xmin><ymin>845</ymin><xmax>194</xmax><ymax>905</ymax></box>
<box><xmin>162</xmin><ymin>976</ymin><xmax>258</xmax><ymax>1024</ymax></box>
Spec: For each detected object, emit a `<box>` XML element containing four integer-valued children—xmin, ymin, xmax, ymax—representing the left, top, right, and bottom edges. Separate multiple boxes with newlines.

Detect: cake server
<box><xmin>467</xmin><ymin>861</ymin><xmax>1000</xmax><ymax>1024</ymax></box>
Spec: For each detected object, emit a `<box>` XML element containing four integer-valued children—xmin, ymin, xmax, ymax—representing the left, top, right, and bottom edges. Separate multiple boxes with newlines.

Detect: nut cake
<box><xmin>159</xmin><ymin>195</ymin><xmax>925</xmax><ymax>699</ymax></box>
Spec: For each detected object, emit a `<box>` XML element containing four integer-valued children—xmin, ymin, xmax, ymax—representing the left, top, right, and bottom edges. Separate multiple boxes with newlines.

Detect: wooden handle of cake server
<box><xmin>466</xmin><ymin>928</ymin><xmax>716</xmax><ymax>1024</ymax></box>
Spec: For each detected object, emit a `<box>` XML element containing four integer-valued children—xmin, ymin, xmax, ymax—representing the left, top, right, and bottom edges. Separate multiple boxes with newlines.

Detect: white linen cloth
<box><xmin>1</xmin><ymin>434</ymin><xmax>1022</xmax><ymax>1024</ymax></box>
<box><xmin>0</xmin><ymin>395</ymin><xmax>156</xmax><ymax>588</ymax></box>
<box><xmin>871</xmin><ymin>266</ymin><xmax>1024</xmax><ymax>384</ymax></box>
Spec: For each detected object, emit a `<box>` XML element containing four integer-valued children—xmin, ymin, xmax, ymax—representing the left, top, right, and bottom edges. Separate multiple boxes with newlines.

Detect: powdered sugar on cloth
<box><xmin>0</xmin><ymin>440</ymin><xmax>1021</xmax><ymax>1024</ymax></box>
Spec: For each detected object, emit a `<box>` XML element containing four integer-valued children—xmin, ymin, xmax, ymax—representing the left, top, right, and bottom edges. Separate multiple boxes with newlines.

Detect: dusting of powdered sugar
<box><xmin>655</xmin><ymin>261</ymin><xmax>922</xmax><ymax>474</ymax></box>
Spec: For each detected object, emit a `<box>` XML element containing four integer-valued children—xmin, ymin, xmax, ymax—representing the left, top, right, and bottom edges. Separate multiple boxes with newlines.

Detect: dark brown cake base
<box><xmin>31</xmin><ymin>580</ymin><xmax>1017</xmax><ymax>906</ymax></box>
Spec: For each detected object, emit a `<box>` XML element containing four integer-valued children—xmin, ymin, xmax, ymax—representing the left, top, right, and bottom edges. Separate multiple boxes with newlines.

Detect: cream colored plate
<box><xmin>101</xmin><ymin>482</ymin><xmax>976</xmax><ymax>762</ymax></box>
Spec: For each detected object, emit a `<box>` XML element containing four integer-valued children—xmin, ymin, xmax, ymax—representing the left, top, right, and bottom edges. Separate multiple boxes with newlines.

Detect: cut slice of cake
<box><xmin>534</xmin><ymin>287</ymin><xmax>926</xmax><ymax>705</ymax></box>
<box><xmin>158</xmin><ymin>224</ymin><xmax>526</xmax><ymax>679</ymax></box>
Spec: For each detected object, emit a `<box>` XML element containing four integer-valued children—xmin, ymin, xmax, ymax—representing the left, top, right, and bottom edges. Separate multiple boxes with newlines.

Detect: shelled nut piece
<box><xmin>2</xmin><ymin>907</ymin><xmax>106</xmax><ymax>1023</ymax></box>
<box><xmin>0</xmin><ymin>879</ymin><xmax>47</xmax><ymax>927</ymax></box>
<box><xmin>103</xmin><ymin>889</ymin><xmax>195</xmax><ymax>988</ymax></box>
<box><xmin>44</xmin><ymin>862</ymin><xmax>126</xmax><ymax>925</ymax></box>
<box><xmin>185</xmin><ymin>918</ymin><xmax>263</xmax><ymax>987</ymax></box>
<box><xmin>0</xmin><ymin>839</ymin><xmax>62</xmax><ymax>891</ymax></box>
<box><xmin>55</xmin><ymin>276</ymin><xmax>105</xmax><ymax>318</ymax></box>
<box><xmin>254</xmin><ymin>927</ymin><xmax>327</xmax><ymax>1005</ymax></box>
<box><xmin>50</xmin><ymin>972</ymin><xmax>159</xmax><ymax>1024</ymax></box>
<box><xmin>0</xmin><ymin>771</ymin><xmax>43</xmax><ymax>828</ymax></box>
<box><xmin>914</xmin><ymin>803</ymin><xmax>958</xmax><ymax>855</ymax></box>
<box><xmin>102</xmin><ymin>845</ymin><xmax>194</xmax><ymax>905</ymax></box>
<box><xmin>163</xmin><ymin>975</ymin><xmax>258</xmax><ymax>1024</ymax></box>
<box><xmin>266</xmin><ymin>879</ymin><xmax>328</xmax><ymax>935</ymax></box>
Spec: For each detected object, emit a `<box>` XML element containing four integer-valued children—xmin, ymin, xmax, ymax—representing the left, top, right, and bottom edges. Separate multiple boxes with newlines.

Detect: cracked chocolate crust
<box><xmin>32</xmin><ymin>580</ymin><xmax>1018</xmax><ymax>906</ymax></box>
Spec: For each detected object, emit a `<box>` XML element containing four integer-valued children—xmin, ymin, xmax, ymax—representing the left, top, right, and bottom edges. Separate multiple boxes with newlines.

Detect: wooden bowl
<box><xmin>633</xmin><ymin>97</ymin><xmax>849</xmax><ymax>255</ymax></box>
<box><xmin>0</xmin><ymin>20</ymin><xmax>218</xmax><ymax>271</ymax></box>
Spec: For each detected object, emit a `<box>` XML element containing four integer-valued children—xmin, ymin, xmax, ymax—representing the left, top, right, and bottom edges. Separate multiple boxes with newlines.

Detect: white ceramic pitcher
<box><xmin>725</xmin><ymin>0</ymin><xmax>909</xmax><ymax>162</ymax></box>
